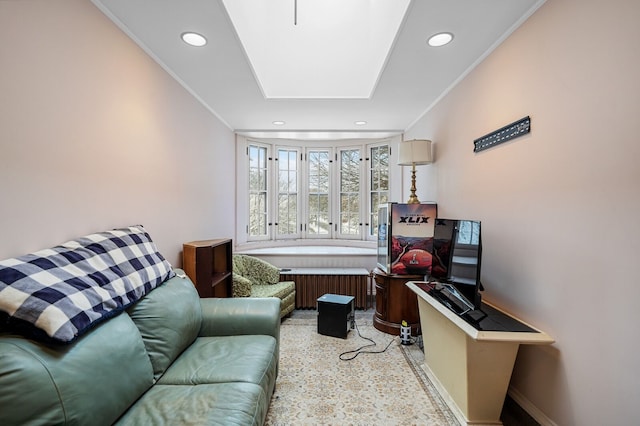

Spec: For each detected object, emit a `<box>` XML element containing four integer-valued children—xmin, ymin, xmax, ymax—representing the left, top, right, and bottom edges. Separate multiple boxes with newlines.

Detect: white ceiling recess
<box><xmin>91</xmin><ymin>0</ymin><xmax>546</xmax><ymax>139</ymax></box>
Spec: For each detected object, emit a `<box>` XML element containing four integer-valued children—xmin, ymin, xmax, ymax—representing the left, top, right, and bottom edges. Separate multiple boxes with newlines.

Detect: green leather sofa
<box><xmin>0</xmin><ymin>270</ymin><xmax>280</xmax><ymax>425</ymax></box>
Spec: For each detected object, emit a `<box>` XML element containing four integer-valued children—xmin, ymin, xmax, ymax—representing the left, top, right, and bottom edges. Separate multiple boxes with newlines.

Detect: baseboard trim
<box><xmin>507</xmin><ymin>386</ymin><xmax>557</xmax><ymax>426</ymax></box>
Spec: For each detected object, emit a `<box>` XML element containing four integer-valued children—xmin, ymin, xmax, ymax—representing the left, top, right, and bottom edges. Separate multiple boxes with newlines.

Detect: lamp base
<box><xmin>406</xmin><ymin>194</ymin><xmax>421</xmax><ymax>204</ymax></box>
<box><xmin>406</xmin><ymin>166</ymin><xmax>421</xmax><ymax>204</ymax></box>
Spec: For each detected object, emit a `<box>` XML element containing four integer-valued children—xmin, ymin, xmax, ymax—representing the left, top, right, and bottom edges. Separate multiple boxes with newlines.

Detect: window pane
<box><xmin>278</xmin><ymin>194</ymin><xmax>298</xmax><ymax>234</ymax></box>
<box><xmin>339</xmin><ymin>149</ymin><xmax>360</xmax><ymax>236</ymax></box>
<box><xmin>249</xmin><ymin>193</ymin><xmax>267</xmax><ymax>236</ymax></box>
<box><xmin>368</xmin><ymin>145</ymin><xmax>390</xmax><ymax>238</ymax></box>
<box><xmin>249</xmin><ymin>145</ymin><xmax>268</xmax><ymax>237</ymax></box>
<box><xmin>308</xmin><ymin>150</ymin><xmax>330</xmax><ymax>236</ymax></box>
<box><xmin>309</xmin><ymin>151</ymin><xmax>330</xmax><ymax>193</ymax></box>
<box><xmin>340</xmin><ymin>191</ymin><xmax>359</xmax><ymax>235</ymax></box>
<box><xmin>277</xmin><ymin>148</ymin><xmax>298</xmax><ymax>236</ymax></box>
<box><xmin>371</xmin><ymin>169</ymin><xmax>380</xmax><ymax>190</ymax></box>
<box><xmin>340</xmin><ymin>149</ymin><xmax>359</xmax><ymax>192</ymax></box>
<box><xmin>308</xmin><ymin>194</ymin><xmax>329</xmax><ymax>235</ymax></box>
<box><xmin>380</xmin><ymin>168</ymin><xmax>389</xmax><ymax>189</ymax></box>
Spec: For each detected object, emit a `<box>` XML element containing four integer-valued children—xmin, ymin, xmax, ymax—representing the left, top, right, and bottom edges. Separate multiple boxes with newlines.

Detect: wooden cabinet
<box><xmin>372</xmin><ymin>267</ymin><xmax>422</xmax><ymax>335</ymax></box>
<box><xmin>182</xmin><ymin>239</ymin><xmax>232</xmax><ymax>298</ymax></box>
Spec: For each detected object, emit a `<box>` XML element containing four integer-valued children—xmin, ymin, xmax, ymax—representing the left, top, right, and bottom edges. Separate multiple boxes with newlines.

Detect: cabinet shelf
<box><xmin>211</xmin><ymin>271</ymin><xmax>232</xmax><ymax>287</ymax></box>
<box><xmin>183</xmin><ymin>239</ymin><xmax>233</xmax><ymax>298</ymax></box>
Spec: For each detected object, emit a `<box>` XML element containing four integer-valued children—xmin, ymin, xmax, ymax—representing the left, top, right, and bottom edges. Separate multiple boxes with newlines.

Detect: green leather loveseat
<box><xmin>0</xmin><ymin>270</ymin><xmax>281</xmax><ymax>425</ymax></box>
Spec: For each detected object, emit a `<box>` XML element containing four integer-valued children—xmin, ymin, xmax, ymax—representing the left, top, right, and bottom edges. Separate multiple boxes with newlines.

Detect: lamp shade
<box><xmin>397</xmin><ymin>139</ymin><xmax>433</xmax><ymax>166</ymax></box>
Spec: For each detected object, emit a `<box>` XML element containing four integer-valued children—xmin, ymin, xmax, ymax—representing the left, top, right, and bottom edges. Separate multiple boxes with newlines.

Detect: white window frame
<box><xmin>366</xmin><ymin>142</ymin><xmax>391</xmax><ymax>241</ymax></box>
<box><xmin>235</xmin><ymin>135</ymin><xmax>402</xmax><ymax>246</ymax></box>
<box><xmin>274</xmin><ymin>145</ymin><xmax>302</xmax><ymax>240</ymax></box>
<box><xmin>304</xmin><ymin>147</ymin><xmax>334</xmax><ymax>239</ymax></box>
<box><xmin>336</xmin><ymin>145</ymin><xmax>364</xmax><ymax>240</ymax></box>
<box><xmin>246</xmin><ymin>142</ymin><xmax>271</xmax><ymax>241</ymax></box>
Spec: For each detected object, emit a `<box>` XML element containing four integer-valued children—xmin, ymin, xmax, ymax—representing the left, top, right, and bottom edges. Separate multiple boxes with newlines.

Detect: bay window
<box><xmin>242</xmin><ymin>139</ymin><xmax>390</xmax><ymax>243</ymax></box>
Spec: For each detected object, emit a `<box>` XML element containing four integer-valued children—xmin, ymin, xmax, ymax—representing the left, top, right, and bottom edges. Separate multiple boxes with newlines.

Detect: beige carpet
<box><xmin>265</xmin><ymin>312</ymin><xmax>459</xmax><ymax>425</ymax></box>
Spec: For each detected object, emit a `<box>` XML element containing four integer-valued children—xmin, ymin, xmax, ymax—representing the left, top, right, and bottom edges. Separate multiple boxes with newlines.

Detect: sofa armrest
<box><xmin>198</xmin><ymin>297</ymin><xmax>281</xmax><ymax>341</ymax></box>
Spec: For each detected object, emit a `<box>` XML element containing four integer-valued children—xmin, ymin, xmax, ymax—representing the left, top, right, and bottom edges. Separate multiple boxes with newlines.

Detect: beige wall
<box><xmin>2</xmin><ymin>0</ymin><xmax>639</xmax><ymax>424</ymax></box>
<box><xmin>0</xmin><ymin>0</ymin><xmax>235</xmax><ymax>266</ymax></box>
<box><xmin>406</xmin><ymin>0</ymin><xmax>640</xmax><ymax>424</ymax></box>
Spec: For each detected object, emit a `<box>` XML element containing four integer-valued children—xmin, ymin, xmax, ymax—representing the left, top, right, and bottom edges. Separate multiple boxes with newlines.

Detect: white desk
<box><xmin>406</xmin><ymin>282</ymin><xmax>554</xmax><ymax>425</ymax></box>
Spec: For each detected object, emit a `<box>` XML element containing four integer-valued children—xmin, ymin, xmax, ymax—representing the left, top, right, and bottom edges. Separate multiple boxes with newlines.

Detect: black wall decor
<box><xmin>473</xmin><ymin>116</ymin><xmax>531</xmax><ymax>153</ymax></box>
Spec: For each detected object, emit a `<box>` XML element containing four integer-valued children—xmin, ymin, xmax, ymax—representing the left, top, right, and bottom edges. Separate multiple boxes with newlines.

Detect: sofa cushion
<box><xmin>0</xmin><ymin>314</ymin><xmax>154</xmax><ymax>426</ymax></box>
<box><xmin>156</xmin><ymin>335</ymin><xmax>278</xmax><ymax>400</ymax></box>
<box><xmin>0</xmin><ymin>225</ymin><xmax>174</xmax><ymax>343</ymax></box>
<box><xmin>251</xmin><ymin>281</ymin><xmax>296</xmax><ymax>300</ymax></box>
<box><xmin>127</xmin><ymin>270</ymin><xmax>202</xmax><ymax>381</ymax></box>
<box><xmin>115</xmin><ymin>382</ymin><xmax>268</xmax><ymax>426</ymax></box>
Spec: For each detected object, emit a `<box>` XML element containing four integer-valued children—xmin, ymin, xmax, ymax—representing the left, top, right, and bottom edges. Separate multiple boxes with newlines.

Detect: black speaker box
<box><xmin>317</xmin><ymin>294</ymin><xmax>355</xmax><ymax>339</ymax></box>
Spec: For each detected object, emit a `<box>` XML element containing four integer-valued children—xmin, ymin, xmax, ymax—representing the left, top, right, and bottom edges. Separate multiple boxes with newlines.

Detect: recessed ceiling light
<box><xmin>272</xmin><ymin>121</ymin><xmax>286</xmax><ymax>126</ymax></box>
<box><xmin>355</xmin><ymin>121</ymin><xmax>367</xmax><ymax>126</ymax></box>
<box><xmin>428</xmin><ymin>32</ymin><xmax>453</xmax><ymax>47</ymax></box>
<box><xmin>181</xmin><ymin>32</ymin><xmax>207</xmax><ymax>47</ymax></box>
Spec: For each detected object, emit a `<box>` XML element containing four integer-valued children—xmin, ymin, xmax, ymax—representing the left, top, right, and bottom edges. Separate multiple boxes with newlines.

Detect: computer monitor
<box><xmin>430</xmin><ymin>219</ymin><xmax>482</xmax><ymax>310</ymax></box>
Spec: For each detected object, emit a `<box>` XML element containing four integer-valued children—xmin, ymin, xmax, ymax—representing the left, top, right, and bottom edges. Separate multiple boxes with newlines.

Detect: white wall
<box><xmin>0</xmin><ymin>0</ymin><xmax>235</xmax><ymax>266</ymax></box>
<box><xmin>405</xmin><ymin>0</ymin><xmax>640</xmax><ymax>424</ymax></box>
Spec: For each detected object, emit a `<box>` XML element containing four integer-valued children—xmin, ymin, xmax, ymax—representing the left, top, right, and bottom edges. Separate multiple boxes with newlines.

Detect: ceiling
<box><xmin>91</xmin><ymin>0</ymin><xmax>544</xmax><ymax>140</ymax></box>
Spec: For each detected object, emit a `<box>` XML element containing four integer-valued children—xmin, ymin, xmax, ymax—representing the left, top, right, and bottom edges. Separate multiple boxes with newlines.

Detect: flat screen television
<box><xmin>430</xmin><ymin>219</ymin><xmax>483</xmax><ymax>314</ymax></box>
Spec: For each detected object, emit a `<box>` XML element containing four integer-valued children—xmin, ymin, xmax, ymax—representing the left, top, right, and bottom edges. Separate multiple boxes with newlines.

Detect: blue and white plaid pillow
<box><xmin>0</xmin><ymin>225</ymin><xmax>175</xmax><ymax>343</ymax></box>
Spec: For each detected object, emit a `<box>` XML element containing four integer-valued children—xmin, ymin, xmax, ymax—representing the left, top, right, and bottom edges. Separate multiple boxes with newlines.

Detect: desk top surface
<box><xmin>407</xmin><ymin>281</ymin><xmax>554</xmax><ymax>344</ymax></box>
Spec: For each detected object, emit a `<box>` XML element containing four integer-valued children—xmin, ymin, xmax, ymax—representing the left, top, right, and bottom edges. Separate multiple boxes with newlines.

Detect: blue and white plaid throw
<box><xmin>0</xmin><ymin>225</ymin><xmax>175</xmax><ymax>343</ymax></box>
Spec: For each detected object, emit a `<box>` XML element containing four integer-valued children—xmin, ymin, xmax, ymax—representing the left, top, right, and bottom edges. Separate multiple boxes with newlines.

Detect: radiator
<box><xmin>280</xmin><ymin>268</ymin><xmax>371</xmax><ymax>309</ymax></box>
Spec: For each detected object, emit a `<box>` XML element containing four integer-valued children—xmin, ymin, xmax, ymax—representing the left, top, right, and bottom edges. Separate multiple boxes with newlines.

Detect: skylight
<box><xmin>222</xmin><ymin>0</ymin><xmax>411</xmax><ymax>99</ymax></box>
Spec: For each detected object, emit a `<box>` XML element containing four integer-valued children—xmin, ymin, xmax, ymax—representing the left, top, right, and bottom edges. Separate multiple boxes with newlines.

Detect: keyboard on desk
<box><xmin>427</xmin><ymin>283</ymin><xmax>490</xmax><ymax>324</ymax></box>
<box><xmin>428</xmin><ymin>285</ymin><xmax>471</xmax><ymax>316</ymax></box>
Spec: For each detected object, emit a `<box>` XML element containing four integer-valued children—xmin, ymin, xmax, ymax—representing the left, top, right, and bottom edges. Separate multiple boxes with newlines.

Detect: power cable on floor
<box><xmin>338</xmin><ymin>320</ymin><xmax>397</xmax><ymax>361</ymax></box>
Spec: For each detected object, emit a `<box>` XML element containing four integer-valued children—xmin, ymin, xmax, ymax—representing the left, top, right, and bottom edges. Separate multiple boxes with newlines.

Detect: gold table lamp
<box><xmin>397</xmin><ymin>139</ymin><xmax>433</xmax><ymax>204</ymax></box>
